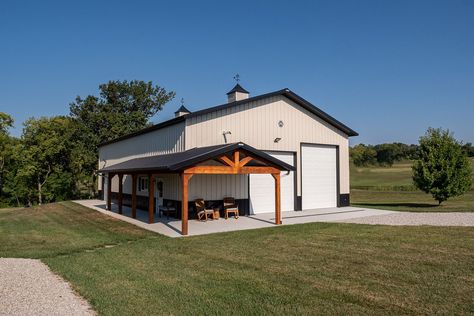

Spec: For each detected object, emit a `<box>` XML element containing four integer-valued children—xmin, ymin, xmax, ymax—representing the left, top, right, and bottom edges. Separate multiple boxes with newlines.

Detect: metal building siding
<box><xmin>99</xmin><ymin>122</ymin><xmax>185</xmax><ymax>169</ymax></box>
<box><xmin>184</xmin><ymin>95</ymin><xmax>350</xmax><ymax>194</ymax></box>
<box><xmin>98</xmin><ymin>122</ymin><xmax>185</xmax><ymax>191</ymax></box>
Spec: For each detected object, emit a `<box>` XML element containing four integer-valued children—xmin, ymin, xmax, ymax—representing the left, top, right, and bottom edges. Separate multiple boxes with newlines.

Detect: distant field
<box><xmin>351</xmin><ymin>158</ymin><xmax>474</xmax><ymax>212</ymax></box>
<box><xmin>350</xmin><ymin>160</ymin><xmax>414</xmax><ymax>190</ymax></box>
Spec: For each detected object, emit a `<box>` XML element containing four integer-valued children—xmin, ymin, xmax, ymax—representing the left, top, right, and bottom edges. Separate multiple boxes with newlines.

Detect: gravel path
<box><xmin>0</xmin><ymin>258</ymin><xmax>94</xmax><ymax>316</ymax></box>
<box><xmin>335</xmin><ymin>211</ymin><xmax>474</xmax><ymax>226</ymax></box>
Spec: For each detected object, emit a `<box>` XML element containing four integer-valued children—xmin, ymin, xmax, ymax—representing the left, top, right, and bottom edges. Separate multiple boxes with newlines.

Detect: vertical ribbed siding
<box><xmin>99</xmin><ymin>122</ymin><xmax>185</xmax><ymax>193</ymax></box>
<box><xmin>99</xmin><ymin>122</ymin><xmax>185</xmax><ymax>169</ymax></box>
<box><xmin>184</xmin><ymin>95</ymin><xmax>350</xmax><ymax>194</ymax></box>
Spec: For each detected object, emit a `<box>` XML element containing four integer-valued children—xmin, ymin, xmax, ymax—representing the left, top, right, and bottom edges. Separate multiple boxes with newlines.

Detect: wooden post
<box><xmin>107</xmin><ymin>173</ymin><xmax>113</xmax><ymax>211</ymax></box>
<box><xmin>181</xmin><ymin>173</ymin><xmax>193</xmax><ymax>235</ymax></box>
<box><xmin>118</xmin><ymin>174</ymin><xmax>123</xmax><ymax>214</ymax></box>
<box><xmin>131</xmin><ymin>174</ymin><xmax>137</xmax><ymax>219</ymax></box>
<box><xmin>272</xmin><ymin>172</ymin><xmax>281</xmax><ymax>225</ymax></box>
<box><xmin>148</xmin><ymin>174</ymin><xmax>154</xmax><ymax>224</ymax></box>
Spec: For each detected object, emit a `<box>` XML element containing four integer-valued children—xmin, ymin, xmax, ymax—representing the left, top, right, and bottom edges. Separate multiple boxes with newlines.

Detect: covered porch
<box><xmin>99</xmin><ymin>143</ymin><xmax>294</xmax><ymax>235</ymax></box>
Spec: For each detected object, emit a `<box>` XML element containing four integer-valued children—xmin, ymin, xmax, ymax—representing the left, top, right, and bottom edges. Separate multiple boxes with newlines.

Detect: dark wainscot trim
<box><xmin>339</xmin><ymin>194</ymin><xmax>350</xmax><ymax>207</ymax></box>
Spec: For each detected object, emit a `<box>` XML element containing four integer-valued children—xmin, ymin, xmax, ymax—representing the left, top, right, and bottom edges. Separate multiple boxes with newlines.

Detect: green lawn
<box><xmin>350</xmin><ymin>158</ymin><xmax>474</xmax><ymax>212</ymax></box>
<box><xmin>1</xmin><ymin>202</ymin><xmax>473</xmax><ymax>315</ymax></box>
<box><xmin>351</xmin><ymin>189</ymin><xmax>474</xmax><ymax>212</ymax></box>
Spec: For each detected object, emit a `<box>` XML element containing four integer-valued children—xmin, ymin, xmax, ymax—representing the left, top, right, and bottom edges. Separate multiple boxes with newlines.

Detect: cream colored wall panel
<box><xmin>98</xmin><ymin>122</ymin><xmax>185</xmax><ymax>170</ymax></box>
<box><xmin>185</xmin><ymin>95</ymin><xmax>350</xmax><ymax>194</ymax></box>
<box><xmin>188</xmin><ymin>174</ymin><xmax>248</xmax><ymax>201</ymax></box>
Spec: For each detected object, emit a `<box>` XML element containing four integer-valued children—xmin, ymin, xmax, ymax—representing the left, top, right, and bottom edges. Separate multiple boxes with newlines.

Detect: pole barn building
<box><xmin>98</xmin><ymin>84</ymin><xmax>358</xmax><ymax>235</ymax></box>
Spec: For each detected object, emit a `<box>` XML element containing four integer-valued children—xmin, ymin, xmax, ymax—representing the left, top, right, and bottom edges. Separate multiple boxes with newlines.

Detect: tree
<box><xmin>18</xmin><ymin>116</ymin><xmax>75</xmax><ymax>205</ymax></box>
<box><xmin>412</xmin><ymin>128</ymin><xmax>472</xmax><ymax>204</ymax></box>
<box><xmin>462</xmin><ymin>142</ymin><xmax>474</xmax><ymax>157</ymax></box>
<box><xmin>0</xmin><ymin>112</ymin><xmax>14</xmax><ymax>198</ymax></box>
<box><xmin>351</xmin><ymin>144</ymin><xmax>377</xmax><ymax>166</ymax></box>
<box><xmin>69</xmin><ymin>80</ymin><xmax>175</xmax><ymax>197</ymax></box>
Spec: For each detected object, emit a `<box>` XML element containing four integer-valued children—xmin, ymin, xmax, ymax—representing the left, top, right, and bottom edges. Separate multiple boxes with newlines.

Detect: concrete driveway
<box><xmin>75</xmin><ymin>200</ymin><xmax>397</xmax><ymax>237</ymax></box>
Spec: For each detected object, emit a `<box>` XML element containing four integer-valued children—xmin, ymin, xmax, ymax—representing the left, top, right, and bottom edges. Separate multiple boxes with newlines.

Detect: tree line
<box><xmin>350</xmin><ymin>142</ymin><xmax>474</xmax><ymax>167</ymax></box>
<box><xmin>0</xmin><ymin>80</ymin><xmax>175</xmax><ymax>207</ymax></box>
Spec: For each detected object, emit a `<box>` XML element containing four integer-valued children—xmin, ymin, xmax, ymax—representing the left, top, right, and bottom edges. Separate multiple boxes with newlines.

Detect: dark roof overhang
<box><xmin>98</xmin><ymin>142</ymin><xmax>295</xmax><ymax>174</ymax></box>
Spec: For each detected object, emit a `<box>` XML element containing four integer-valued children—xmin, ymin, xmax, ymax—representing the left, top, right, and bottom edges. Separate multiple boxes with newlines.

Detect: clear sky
<box><xmin>1</xmin><ymin>0</ymin><xmax>473</xmax><ymax>145</ymax></box>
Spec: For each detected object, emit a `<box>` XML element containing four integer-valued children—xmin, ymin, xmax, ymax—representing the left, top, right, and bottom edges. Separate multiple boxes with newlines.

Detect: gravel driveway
<box><xmin>0</xmin><ymin>258</ymin><xmax>94</xmax><ymax>316</ymax></box>
<box><xmin>334</xmin><ymin>211</ymin><xmax>474</xmax><ymax>226</ymax></box>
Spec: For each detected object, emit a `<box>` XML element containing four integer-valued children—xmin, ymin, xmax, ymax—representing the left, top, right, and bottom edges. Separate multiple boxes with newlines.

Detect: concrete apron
<box><xmin>74</xmin><ymin>199</ymin><xmax>396</xmax><ymax>238</ymax></box>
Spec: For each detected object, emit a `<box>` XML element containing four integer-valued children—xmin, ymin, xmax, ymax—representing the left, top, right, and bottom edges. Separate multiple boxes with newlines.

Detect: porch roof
<box><xmin>99</xmin><ymin>142</ymin><xmax>295</xmax><ymax>174</ymax></box>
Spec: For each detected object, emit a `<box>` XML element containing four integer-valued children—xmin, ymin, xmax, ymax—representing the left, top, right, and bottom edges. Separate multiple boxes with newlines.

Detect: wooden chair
<box><xmin>223</xmin><ymin>197</ymin><xmax>239</xmax><ymax>219</ymax></box>
<box><xmin>195</xmin><ymin>199</ymin><xmax>214</xmax><ymax>221</ymax></box>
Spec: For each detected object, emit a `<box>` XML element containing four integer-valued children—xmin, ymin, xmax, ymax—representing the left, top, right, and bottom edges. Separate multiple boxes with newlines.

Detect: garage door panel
<box><xmin>250</xmin><ymin>152</ymin><xmax>295</xmax><ymax>214</ymax></box>
<box><xmin>302</xmin><ymin>145</ymin><xmax>337</xmax><ymax>209</ymax></box>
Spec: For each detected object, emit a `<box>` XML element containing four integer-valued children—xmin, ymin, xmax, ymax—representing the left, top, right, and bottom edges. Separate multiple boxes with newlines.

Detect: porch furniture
<box><xmin>223</xmin><ymin>197</ymin><xmax>239</xmax><ymax>219</ymax></box>
<box><xmin>212</xmin><ymin>208</ymin><xmax>220</xmax><ymax>220</ymax></box>
<box><xmin>159</xmin><ymin>201</ymin><xmax>177</xmax><ymax>219</ymax></box>
<box><xmin>195</xmin><ymin>199</ymin><xmax>214</xmax><ymax>221</ymax></box>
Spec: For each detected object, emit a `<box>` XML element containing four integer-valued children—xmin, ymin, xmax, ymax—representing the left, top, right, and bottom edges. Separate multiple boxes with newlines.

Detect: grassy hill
<box><xmin>351</xmin><ymin>158</ymin><xmax>474</xmax><ymax>212</ymax></box>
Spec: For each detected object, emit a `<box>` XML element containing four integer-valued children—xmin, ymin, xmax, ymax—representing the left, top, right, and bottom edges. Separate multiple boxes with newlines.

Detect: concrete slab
<box><xmin>74</xmin><ymin>200</ymin><xmax>396</xmax><ymax>237</ymax></box>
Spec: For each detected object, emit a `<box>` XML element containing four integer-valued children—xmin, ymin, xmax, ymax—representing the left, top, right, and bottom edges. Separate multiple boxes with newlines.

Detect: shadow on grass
<box><xmin>354</xmin><ymin>202</ymin><xmax>439</xmax><ymax>208</ymax></box>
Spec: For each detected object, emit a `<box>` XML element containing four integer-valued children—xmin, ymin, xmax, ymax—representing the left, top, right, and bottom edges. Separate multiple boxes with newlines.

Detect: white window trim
<box><xmin>138</xmin><ymin>176</ymin><xmax>149</xmax><ymax>193</ymax></box>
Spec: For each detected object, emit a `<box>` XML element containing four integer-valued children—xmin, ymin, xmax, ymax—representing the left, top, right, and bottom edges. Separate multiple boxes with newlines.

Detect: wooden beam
<box><xmin>107</xmin><ymin>173</ymin><xmax>113</xmax><ymax>211</ymax></box>
<box><xmin>183</xmin><ymin>166</ymin><xmax>281</xmax><ymax>175</ymax></box>
<box><xmin>238</xmin><ymin>156</ymin><xmax>253</xmax><ymax>167</ymax></box>
<box><xmin>131</xmin><ymin>174</ymin><xmax>137</xmax><ymax>219</ymax></box>
<box><xmin>148</xmin><ymin>174</ymin><xmax>154</xmax><ymax>224</ymax></box>
<box><xmin>233</xmin><ymin>151</ymin><xmax>240</xmax><ymax>167</ymax></box>
<box><xmin>218</xmin><ymin>155</ymin><xmax>235</xmax><ymax>167</ymax></box>
<box><xmin>272</xmin><ymin>172</ymin><xmax>281</xmax><ymax>225</ymax></box>
<box><xmin>118</xmin><ymin>174</ymin><xmax>123</xmax><ymax>214</ymax></box>
<box><xmin>181</xmin><ymin>173</ymin><xmax>193</xmax><ymax>236</ymax></box>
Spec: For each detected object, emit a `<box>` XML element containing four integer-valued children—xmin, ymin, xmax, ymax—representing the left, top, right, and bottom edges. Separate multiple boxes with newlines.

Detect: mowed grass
<box><xmin>351</xmin><ymin>158</ymin><xmax>474</xmax><ymax>212</ymax></box>
<box><xmin>352</xmin><ymin>189</ymin><xmax>474</xmax><ymax>212</ymax></box>
<box><xmin>0</xmin><ymin>201</ymin><xmax>153</xmax><ymax>258</ymax></box>
<box><xmin>1</xmin><ymin>202</ymin><xmax>474</xmax><ymax>315</ymax></box>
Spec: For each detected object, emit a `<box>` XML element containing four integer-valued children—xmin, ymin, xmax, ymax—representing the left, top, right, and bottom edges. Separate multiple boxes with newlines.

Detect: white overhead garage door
<box><xmin>249</xmin><ymin>152</ymin><xmax>295</xmax><ymax>214</ymax></box>
<box><xmin>302</xmin><ymin>145</ymin><xmax>337</xmax><ymax>209</ymax></box>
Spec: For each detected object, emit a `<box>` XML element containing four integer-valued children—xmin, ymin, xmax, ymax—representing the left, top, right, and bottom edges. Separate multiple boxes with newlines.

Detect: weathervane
<box><xmin>233</xmin><ymin>73</ymin><xmax>240</xmax><ymax>83</ymax></box>
<box><xmin>180</xmin><ymin>98</ymin><xmax>185</xmax><ymax>106</ymax></box>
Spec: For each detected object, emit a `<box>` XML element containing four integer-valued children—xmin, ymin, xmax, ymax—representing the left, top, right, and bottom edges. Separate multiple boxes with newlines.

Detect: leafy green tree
<box><xmin>0</xmin><ymin>112</ymin><xmax>15</xmax><ymax>199</ymax></box>
<box><xmin>462</xmin><ymin>142</ymin><xmax>474</xmax><ymax>157</ymax></box>
<box><xmin>69</xmin><ymin>80</ymin><xmax>175</xmax><ymax>197</ymax></box>
<box><xmin>412</xmin><ymin>128</ymin><xmax>472</xmax><ymax>204</ymax></box>
<box><xmin>351</xmin><ymin>144</ymin><xmax>377</xmax><ymax>166</ymax></box>
<box><xmin>18</xmin><ymin>116</ymin><xmax>75</xmax><ymax>205</ymax></box>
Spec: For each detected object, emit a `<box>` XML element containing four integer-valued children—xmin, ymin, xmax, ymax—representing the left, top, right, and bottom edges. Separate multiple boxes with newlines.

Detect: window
<box><xmin>138</xmin><ymin>176</ymin><xmax>149</xmax><ymax>192</ymax></box>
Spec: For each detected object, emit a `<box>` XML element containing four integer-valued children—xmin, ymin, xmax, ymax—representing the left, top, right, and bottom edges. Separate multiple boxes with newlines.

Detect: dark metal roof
<box><xmin>99</xmin><ymin>142</ymin><xmax>295</xmax><ymax>173</ymax></box>
<box><xmin>226</xmin><ymin>83</ymin><xmax>249</xmax><ymax>95</ymax></box>
<box><xmin>174</xmin><ymin>105</ymin><xmax>190</xmax><ymax>114</ymax></box>
<box><xmin>99</xmin><ymin>88</ymin><xmax>358</xmax><ymax>147</ymax></box>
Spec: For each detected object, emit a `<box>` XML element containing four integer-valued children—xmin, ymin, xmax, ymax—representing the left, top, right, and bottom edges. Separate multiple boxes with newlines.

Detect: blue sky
<box><xmin>1</xmin><ymin>0</ymin><xmax>473</xmax><ymax>144</ymax></box>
